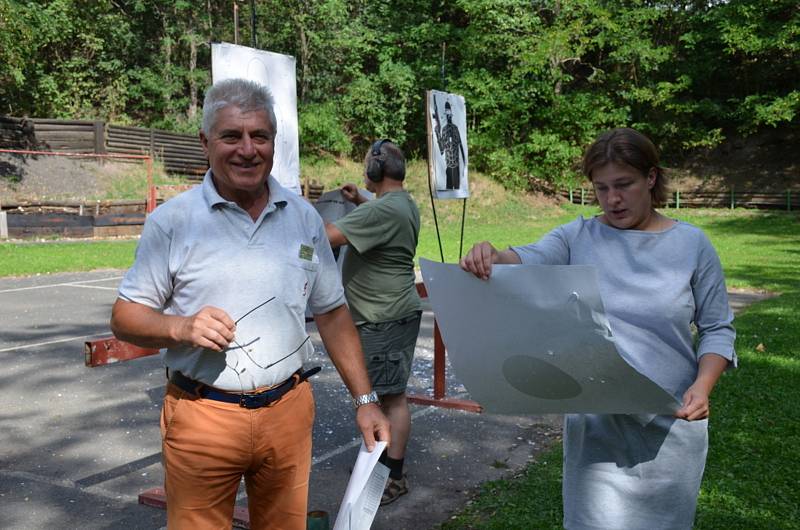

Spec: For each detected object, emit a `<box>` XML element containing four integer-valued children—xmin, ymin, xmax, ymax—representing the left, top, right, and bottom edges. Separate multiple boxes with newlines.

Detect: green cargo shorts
<box><xmin>357</xmin><ymin>312</ymin><xmax>422</xmax><ymax>396</ymax></box>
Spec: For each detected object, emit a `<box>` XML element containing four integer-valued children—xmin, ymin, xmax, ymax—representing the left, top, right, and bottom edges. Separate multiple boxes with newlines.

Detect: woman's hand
<box><xmin>460</xmin><ymin>241</ymin><xmax>500</xmax><ymax>280</ymax></box>
<box><xmin>460</xmin><ymin>242</ymin><xmax>523</xmax><ymax>279</ymax></box>
<box><xmin>675</xmin><ymin>353</ymin><xmax>729</xmax><ymax>421</ymax></box>
<box><xmin>676</xmin><ymin>383</ymin><xmax>711</xmax><ymax>421</ymax></box>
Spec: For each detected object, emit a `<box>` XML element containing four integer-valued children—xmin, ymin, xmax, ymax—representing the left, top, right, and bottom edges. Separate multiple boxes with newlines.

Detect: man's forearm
<box><xmin>111</xmin><ymin>299</ymin><xmax>235</xmax><ymax>352</ymax></box>
<box><xmin>314</xmin><ymin>304</ymin><xmax>372</xmax><ymax>397</ymax></box>
<box><xmin>110</xmin><ymin>299</ymin><xmax>183</xmax><ymax>349</ymax></box>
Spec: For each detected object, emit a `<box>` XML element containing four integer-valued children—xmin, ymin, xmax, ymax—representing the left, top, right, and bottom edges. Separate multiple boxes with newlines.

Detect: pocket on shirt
<box><xmin>285</xmin><ymin>259</ymin><xmax>319</xmax><ymax>312</ymax></box>
<box><xmin>295</xmin><ymin>258</ymin><xmax>319</xmax><ymax>273</ymax></box>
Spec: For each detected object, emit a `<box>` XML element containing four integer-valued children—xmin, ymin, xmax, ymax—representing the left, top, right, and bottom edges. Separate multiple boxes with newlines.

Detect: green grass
<box><xmin>0</xmin><ymin>240</ymin><xmax>137</xmax><ymax>277</ymax></box>
<box><xmin>102</xmin><ymin>165</ymin><xmax>190</xmax><ymax>201</ymax></box>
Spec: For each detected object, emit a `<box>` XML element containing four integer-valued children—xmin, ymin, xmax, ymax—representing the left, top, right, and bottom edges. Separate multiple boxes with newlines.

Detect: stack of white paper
<box><xmin>333</xmin><ymin>441</ymin><xmax>389</xmax><ymax>530</ymax></box>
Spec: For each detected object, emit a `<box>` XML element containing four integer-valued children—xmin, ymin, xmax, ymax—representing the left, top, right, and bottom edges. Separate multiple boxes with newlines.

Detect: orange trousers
<box><xmin>160</xmin><ymin>381</ymin><xmax>315</xmax><ymax>530</ymax></box>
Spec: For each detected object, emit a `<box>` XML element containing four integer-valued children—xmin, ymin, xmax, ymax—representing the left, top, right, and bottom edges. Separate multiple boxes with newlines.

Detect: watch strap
<box><xmin>352</xmin><ymin>390</ymin><xmax>379</xmax><ymax>409</ymax></box>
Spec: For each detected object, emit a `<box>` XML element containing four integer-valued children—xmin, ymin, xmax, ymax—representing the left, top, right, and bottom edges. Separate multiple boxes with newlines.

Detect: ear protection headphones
<box><xmin>366</xmin><ymin>139</ymin><xmax>391</xmax><ymax>183</ymax></box>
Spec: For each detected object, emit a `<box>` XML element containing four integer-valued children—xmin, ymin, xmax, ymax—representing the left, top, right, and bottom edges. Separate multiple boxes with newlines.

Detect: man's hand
<box><xmin>314</xmin><ymin>305</ymin><xmax>390</xmax><ymax>451</ymax></box>
<box><xmin>341</xmin><ymin>183</ymin><xmax>365</xmax><ymax>205</ymax></box>
<box><xmin>174</xmin><ymin>306</ymin><xmax>236</xmax><ymax>352</ymax></box>
<box><xmin>356</xmin><ymin>402</ymin><xmax>391</xmax><ymax>452</ymax></box>
<box><xmin>111</xmin><ymin>299</ymin><xmax>235</xmax><ymax>351</ymax></box>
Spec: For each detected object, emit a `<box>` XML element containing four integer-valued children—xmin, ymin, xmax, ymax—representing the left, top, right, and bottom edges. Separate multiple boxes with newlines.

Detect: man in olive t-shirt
<box><xmin>325</xmin><ymin>140</ymin><xmax>422</xmax><ymax>505</ymax></box>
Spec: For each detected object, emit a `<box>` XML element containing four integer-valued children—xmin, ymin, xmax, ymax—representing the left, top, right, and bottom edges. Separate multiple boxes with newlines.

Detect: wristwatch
<box><xmin>352</xmin><ymin>391</ymin><xmax>379</xmax><ymax>409</ymax></box>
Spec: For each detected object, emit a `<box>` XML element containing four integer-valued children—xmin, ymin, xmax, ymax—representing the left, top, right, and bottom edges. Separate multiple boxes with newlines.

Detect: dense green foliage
<box><xmin>1</xmin><ymin>1</ymin><xmax>798</xmax><ymax>188</ymax></box>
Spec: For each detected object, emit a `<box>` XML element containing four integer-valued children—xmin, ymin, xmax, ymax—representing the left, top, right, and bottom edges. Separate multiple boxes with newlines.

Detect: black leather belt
<box><xmin>169</xmin><ymin>367</ymin><xmax>321</xmax><ymax>409</ymax></box>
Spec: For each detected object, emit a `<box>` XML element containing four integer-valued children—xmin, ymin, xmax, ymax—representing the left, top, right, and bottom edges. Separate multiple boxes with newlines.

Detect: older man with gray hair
<box><xmin>111</xmin><ymin>78</ymin><xmax>389</xmax><ymax>530</ymax></box>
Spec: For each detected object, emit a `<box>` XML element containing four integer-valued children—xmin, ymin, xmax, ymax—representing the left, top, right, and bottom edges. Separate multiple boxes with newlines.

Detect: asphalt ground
<box><xmin>0</xmin><ymin>270</ymin><xmax>565</xmax><ymax>530</ymax></box>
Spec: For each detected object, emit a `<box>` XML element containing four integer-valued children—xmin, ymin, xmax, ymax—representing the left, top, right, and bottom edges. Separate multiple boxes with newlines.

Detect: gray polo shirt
<box><xmin>118</xmin><ymin>171</ymin><xmax>345</xmax><ymax>391</ymax></box>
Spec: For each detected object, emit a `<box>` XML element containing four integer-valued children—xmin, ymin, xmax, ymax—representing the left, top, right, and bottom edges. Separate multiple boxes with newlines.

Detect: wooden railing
<box><xmin>563</xmin><ymin>188</ymin><xmax>798</xmax><ymax>211</ymax></box>
<box><xmin>0</xmin><ymin>116</ymin><xmax>207</xmax><ymax>177</ymax></box>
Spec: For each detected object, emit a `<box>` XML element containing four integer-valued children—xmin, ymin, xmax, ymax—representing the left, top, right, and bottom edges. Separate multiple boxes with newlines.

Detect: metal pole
<box><xmin>458</xmin><ymin>198</ymin><xmax>467</xmax><ymax>260</ymax></box>
<box><xmin>440</xmin><ymin>42</ymin><xmax>447</xmax><ymax>90</ymax></box>
<box><xmin>581</xmin><ymin>188</ymin><xmax>585</xmax><ymax>206</ymax></box>
<box><xmin>249</xmin><ymin>0</ymin><xmax>257</xmax><ymax>48</ymax></box>
<box><xmin>676</xmin><ymin>190</ymin><xmax>680</xmax><ymax>209</ymax></box>
<box><xmin>569</xmin><ymin>187</ymin><xmax>573</xmax><ymax>203</ymax></box>
<box><xmin>730</xmin><ymin>186</ymin><xmax>735</xmax><ymax>210</ymax></box>
<box><xmin>424</xmin><ymin>91</ymin><xmax>446</xmax><ymax>263</ymax></box>
<box><xmin>233</xmin><ymin>2</ymin><xmax>239</xmax><ymax>45</ymax></box>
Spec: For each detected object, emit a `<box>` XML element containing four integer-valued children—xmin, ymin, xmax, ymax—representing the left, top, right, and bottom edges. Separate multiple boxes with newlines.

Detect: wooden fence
<box><xmin>0</xmin><ymin>116</ymin><xmax>36</xmax><ymax>149</ymax></box>
<box><xmin>0</xmin><ymin>116</ymin><xmax>207</xmax><ymax>176</ymax></box>
<box><xmin>564</xmin><ymin>188</ymin><xmax>799</xmax><ymax>211</ymax></box>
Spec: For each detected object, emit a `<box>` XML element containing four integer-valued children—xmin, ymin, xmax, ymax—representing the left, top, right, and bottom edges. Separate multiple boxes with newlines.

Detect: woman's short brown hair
<box><xmin>582</xmin><ymin>128</ymin><xmax>669</xmax><ymax>206</ymax></box>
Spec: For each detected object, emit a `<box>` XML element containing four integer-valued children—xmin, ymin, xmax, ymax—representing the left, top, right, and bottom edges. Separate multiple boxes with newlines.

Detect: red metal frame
<box><xmin>84</xmin><ymin>336</ymin><xmax>159</xmax><ymax>367</ymax></box>
<box><xmin>139</xmin><ymin>488</ymin><xmax>250</xmax><ymax>529</ymax></box>
<box><xmin>407</xmin><ymin>282</ymin><xmax>483</xmax><ymax>413</ymax></box>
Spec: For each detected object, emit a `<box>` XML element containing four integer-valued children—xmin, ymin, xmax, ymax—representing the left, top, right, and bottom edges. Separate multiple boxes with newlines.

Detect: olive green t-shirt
<box><xmin>334</xmin><ymin>190</ymin><xmax>422</xmax><ymax>324</ymax></box>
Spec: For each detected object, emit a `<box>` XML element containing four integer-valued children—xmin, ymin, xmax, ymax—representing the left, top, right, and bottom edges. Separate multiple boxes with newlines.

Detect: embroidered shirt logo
<box><xmin>299</xmin><ymin>244</ymin><xmax>314</xmax><ymax>261</ymax></box>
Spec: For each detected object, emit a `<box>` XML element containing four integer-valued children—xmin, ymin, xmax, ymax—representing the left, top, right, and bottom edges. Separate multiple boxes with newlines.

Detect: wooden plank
<box><xmin>0</xmin><ymin>116</ymin><xmax>25</xmax><ymax>125</ymax></box>
<box><xmin>84</xmin><ymin>336</ymin><xmax>159</xmax><ymax>367</ymax></box>
<box><xmin>107</xmin><ymin>131</ymin><xmax>151</xmax><ymax>142</ymax></box>
<box><xmin>6</xmin><ymin>213</ymin><xmax>93</xmax><ymax>227</ymax></box>
<box><xmin>31</xmin><ymin>118</ymin><xmax>94</xmax><ymax>126</ymax></box>
<box><xmin>153</xmin><ymin>139</ymin><xmax>203</xmax><ymax>149</ymax></box>
<box><xmin>153</xmin><ymin>140</ymin><xmax>203</xmax><ymax>149</ymax></box>
<box><xmin>106</xmin><ymin>147</ymin><xmax>150</xmax><ymax>155</ymax></box>
<box><xmin>152</xmin><ymin>130</ymin><xmax>200</xmax><ymax>140</ymax></box>
<box><xmin>163</xmin><ymin>160</ymin><xmax>207</xmax><ymax>168</ymax></box>
<box><xmin>36</xmin><ymin>143</ymin><xmax>95</xmax><ymax>152</ymax></box>
<box><xmin>92</xmin><ymin>213</ymin><xmax>146</xmax><ymax>227</ymax></box>
<box><xmin>4</xmin><ymin>199</ymin><xmax>146</xmax><ymax>209</ymax></box>
<box><xmin>33</xmin><ymin>124</ymin><xmax>95</xmax><ymax>133</ymax></box>
<box><xmin>9</xmin><ymin>225</ymin><xmax>94</xmax><ymax>238</ymax></box>
<box><xmin>94</xmin><ymin>225</ymin><xmax>143</xmax><ymax>237</ymax></box>
<box><xmin>35</xmin><ymin>136</ymin><xmax>95</xmax><ymax>145</ymax></box>
<box><xmin>155</xmin><ymin>145</ymin><xmax>205</xmax><ymax>154</ymax></box>
<box><xmin>163</xmin><ymin>159</ymin><xmax>207</xmax><ymax>167</ymax></box>
<box><xmin>107</xmin><ymin>138</ymin><xmax>152</xmax><ymax>147</ymax></box>
<box><xmin>160</xmin><ymin>155</ymin><xmax>207</xmax><ymax>165</ymax></box>
<box><xmin>110</xmin><ymin>124</ymin><xmax>156</xmax><ymax>133</ymax></box>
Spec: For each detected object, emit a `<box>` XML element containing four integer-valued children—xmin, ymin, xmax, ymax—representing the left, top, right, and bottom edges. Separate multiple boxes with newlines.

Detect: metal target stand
<box><xmin>406</xmin><ymin>48</ymin><xmax>482</xmax><ymax>414</ymax></box>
